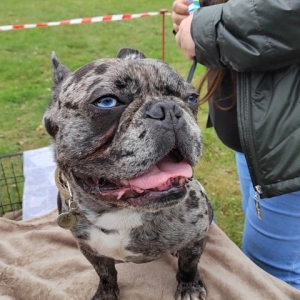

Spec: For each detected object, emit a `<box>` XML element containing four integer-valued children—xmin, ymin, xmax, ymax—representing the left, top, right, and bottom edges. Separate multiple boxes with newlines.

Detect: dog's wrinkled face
<box><xmin>44</xmin><ymin>48</ymin><xmax>202</xmax><ymax>210</ymax></box>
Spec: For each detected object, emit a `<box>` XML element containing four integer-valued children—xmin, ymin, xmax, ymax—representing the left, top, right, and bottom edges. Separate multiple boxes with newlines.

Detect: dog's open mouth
<box><xmin>73</xmin><ymin>150</ymin><xmax>193</xmax><ymax>207</ymax></box>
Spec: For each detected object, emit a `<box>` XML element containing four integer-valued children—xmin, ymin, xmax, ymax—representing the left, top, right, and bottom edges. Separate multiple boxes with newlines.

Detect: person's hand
<box><xmin>172</xmin><ymin>0</ymin><xmax>190</xmax><ymax>33</ymax></box>
<box><xmin>175</xmin><ymin>15</ymin><xmax>196</xmax><ymax>60</ymax></box>
<box><xmin>172</xmin><ymin>0</ymin><xmax>196</xmax><ymax>60</ymax></box>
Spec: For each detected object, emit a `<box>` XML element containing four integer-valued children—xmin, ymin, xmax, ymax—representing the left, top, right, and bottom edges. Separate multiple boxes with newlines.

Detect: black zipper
<box><xmin>237</xmin><ymin>72</ymin><xmax>263</xmax><ymax>219</ymax></box>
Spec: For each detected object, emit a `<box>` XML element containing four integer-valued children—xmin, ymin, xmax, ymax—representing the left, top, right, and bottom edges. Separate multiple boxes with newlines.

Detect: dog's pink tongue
<box><xmin>129</xmin><ymin>158</ymin><xmax>192</xmax><ymax>190</ymax></box>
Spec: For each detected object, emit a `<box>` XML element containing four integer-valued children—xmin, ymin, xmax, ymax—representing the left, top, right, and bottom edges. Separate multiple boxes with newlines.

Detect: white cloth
<box><xmin>22</xmin><ymin>146</ymin><xmax>57</xmax><ymax>220</ymax></box>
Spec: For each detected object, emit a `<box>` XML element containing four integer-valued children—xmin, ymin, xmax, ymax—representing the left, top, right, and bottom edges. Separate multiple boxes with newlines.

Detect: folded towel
<box><xmin>1</xmin><ymin>210</ymin><xmax>299</xmax><ymax>300</ymax></box>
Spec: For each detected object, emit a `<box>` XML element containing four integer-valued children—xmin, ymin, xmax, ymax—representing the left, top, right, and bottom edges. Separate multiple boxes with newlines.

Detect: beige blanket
<box><xmin>1</xmin><ymin>210</ymin><xmax>300</xmax><ymax>300</ymax></box>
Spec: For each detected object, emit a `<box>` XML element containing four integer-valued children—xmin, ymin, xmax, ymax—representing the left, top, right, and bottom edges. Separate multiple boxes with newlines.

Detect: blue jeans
<box><xmin>235</xmin><ymin>152</ymin><xmax>300</xmax><ymax>289</ymax></box>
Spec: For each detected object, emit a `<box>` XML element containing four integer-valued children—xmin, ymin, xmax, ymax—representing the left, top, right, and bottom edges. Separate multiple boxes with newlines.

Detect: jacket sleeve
<box><xmin>191</xmin><ymin>0</ymin><xmax>300</xmax><ymax>71</ymax></box>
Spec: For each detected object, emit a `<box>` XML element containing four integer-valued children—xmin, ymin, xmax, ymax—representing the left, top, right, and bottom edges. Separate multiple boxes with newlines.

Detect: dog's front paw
<box><xmin>175</xmin><ymin>281</ymin><xmax>207</xmax><ymax>300</ymax></box>
<box><xmin>91</xmin><ymin>288</ymin><xmax>119</xmax><ymax>300</ymax></box>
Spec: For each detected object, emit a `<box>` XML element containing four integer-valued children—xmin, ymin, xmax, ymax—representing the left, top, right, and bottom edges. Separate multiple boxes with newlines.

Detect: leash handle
<box><xmin>186</xmin><ymin>57</ymin><xmax>198</xmax><ymax>83</ymax></box>
<box><xmin>186</xmin><ymin>1</ymin><xmax>200</xmax><ymax>83</ymax></box>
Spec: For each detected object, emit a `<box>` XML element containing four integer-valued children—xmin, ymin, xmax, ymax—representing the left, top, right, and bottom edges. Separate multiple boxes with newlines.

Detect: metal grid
<box><xmin>0</xmin><ymin>153</ymin><xmax>24</xmax><ymax>216</ymax></box>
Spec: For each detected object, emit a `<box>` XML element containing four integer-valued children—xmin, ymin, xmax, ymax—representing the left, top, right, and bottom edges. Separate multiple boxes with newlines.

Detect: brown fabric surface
<box><xmin>2</xmin><ymin>210</ymin><xmax>22</xmax><ymax>221</ymax></box>
<box><xmin>1</xmin><ymin>210</ymin><xmax>300</xmax><ymax>300</ymax></box>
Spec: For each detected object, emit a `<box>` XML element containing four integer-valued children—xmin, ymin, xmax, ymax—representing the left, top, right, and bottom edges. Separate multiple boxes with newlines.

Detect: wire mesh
<box><xmin>0</xmin><ymin>153</ymin><xmax>24</xmax><ymax>216</ymax></box>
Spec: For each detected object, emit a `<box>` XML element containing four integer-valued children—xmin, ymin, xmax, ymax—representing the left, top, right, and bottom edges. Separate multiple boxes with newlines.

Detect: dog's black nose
<box><xmin>146</xmin><ymin>101</ymin><xmax>182</xmax><ymax>121</ymax></box>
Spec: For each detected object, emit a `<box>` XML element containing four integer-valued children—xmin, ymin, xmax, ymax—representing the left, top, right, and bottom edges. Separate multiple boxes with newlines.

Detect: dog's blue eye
<box><xmin>94</xmin><ymin>97</ymin><xmax>117</xmax><ymax>108</ymax></box>
<box><xmin>187</xmin><ymin>95</ymin><xmax>198</xmax><ymax>105</ymax></box>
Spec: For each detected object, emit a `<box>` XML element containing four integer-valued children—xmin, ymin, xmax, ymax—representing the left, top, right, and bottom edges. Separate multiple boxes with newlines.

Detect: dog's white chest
<box><xmin>85</xmin><ymin>209</ymin><xmax>143</xmax><ymax>261</ymax></box>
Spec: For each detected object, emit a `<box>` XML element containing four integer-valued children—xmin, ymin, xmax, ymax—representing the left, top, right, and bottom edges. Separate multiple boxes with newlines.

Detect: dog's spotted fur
<box><xmin>44</xmin><ymin>48</ymin><xmax>213</xmax><ymax>300</ymax></box>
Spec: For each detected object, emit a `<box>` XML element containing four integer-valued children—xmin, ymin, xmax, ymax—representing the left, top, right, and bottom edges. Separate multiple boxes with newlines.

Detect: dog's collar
<box><xmin>55</xmin><ymin>168</ymin><xmax>79</xmax><ymax>230</ymax></box>
<box><xmin>54</xmin><ymin>168</ymin><xmax>73</xmax><ymax>199</ymax></box>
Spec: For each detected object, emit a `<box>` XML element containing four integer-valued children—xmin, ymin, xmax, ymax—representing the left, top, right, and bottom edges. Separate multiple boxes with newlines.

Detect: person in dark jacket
<box><xmin>172</xmin><ymin>0</ymin><xmax>300</xmax><ymax>289</ymax></box>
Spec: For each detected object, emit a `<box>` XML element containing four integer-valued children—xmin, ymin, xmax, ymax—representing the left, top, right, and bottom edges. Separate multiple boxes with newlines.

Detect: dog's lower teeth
<box><xmin>123</xmin><ymin>190</ymin><xmax>140</xmax><ymax>199</ymax></box>
<box><xmin>172</xmin><ymin>178</ymin><xmax>180</xmax><ymax>187</ymax></box>
<box><xmin>178</xmin><ymin>177</ymin><xmax>186</xmax><ymax>185</ymax></box>
<box><xmin>77</xmin><ymin>174</ymin><xmax>190</xmax><ymax>198</ymax></box>
<box><xmin>120</xmin><ymin>179</ymin><xmax>130</xmax><ymax>186</ymax></box>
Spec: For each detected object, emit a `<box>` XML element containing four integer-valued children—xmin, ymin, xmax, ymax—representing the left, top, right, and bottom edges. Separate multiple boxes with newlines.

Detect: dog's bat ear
<box><xmin>117</xmin><ymin>48</ymin><xmax>146</xmax><ymax>60</ymax></box>
<box><xmin>51</xmin><ymin>51</ymin><xmax>71</xmax><ymax>90</ymax></box>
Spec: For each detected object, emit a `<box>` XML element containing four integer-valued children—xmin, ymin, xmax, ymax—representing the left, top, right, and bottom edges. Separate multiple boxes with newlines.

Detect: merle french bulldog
<box><xmin>43</xmin><ymin>48</ymin><xmax>213</xmax><ymax>300</ymax></box>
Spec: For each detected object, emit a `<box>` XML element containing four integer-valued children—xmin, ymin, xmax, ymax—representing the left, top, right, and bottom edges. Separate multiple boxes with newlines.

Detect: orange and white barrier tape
<box><xmin>0</xmin><ymin>12</ymin><xmax>160</xmax><ymax>32</ymax></box>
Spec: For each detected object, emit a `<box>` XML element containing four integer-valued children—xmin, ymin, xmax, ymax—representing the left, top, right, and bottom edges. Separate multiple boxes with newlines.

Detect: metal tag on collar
<box><xmin>55</xmin><ymin>171</ymin><xmax>79</xmax><ymax>230</ymax></box>
<box><xmin>57</xmin><ymin>211</ymin><xmax>78</xmax><ymax>230</ymax></box>
<box><xmin>57</xmin><ymin>196</ymin><xmax>78</xmax><ymax>230</ymax></box>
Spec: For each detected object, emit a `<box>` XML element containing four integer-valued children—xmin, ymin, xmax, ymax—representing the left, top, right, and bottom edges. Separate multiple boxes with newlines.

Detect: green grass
<box><xmin>0</xmin><ymin>0</ymin><xmax>243</xmax><ymax>246</ymax></box>
<box><xmin>195</xmin><ymin>105</ymin><xmax>244</xmax><ymax>248</ymax></box>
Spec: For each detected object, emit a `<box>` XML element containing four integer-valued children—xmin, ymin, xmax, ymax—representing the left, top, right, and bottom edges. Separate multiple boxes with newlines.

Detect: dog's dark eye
<box><xmin>187</xmin><ymin>95</ymin><xmax>198</xmax><ymax>105</ymax></box>
<box><xmin>94</xmin><ymin>96</ymin><xmax>117</xmax><ymax>108</ymax></box>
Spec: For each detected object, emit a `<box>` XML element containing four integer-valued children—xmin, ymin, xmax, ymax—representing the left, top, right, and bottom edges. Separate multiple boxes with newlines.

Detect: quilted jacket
<box><xmin>191</xmin><ymin>0</ymin><xmax>300</xmax><ymax>199</ymax></box>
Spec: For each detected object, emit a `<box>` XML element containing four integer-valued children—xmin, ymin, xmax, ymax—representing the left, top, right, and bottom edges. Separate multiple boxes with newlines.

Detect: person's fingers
<box><xmin>173</xmin><ymin>22</ymin><xmax>179</xmax><ymax>34</ymax></box>
<box><xmin>174</xmin><ymin>15</ymin><xmax>196</xmax><ymax>60</ymax></box>
<box><xmin>172</xmin><ymin>0</ymin><xmax>196</xmax><ymax>59</ymax></box>
<box><xmin>176</xmin><ymin>31</ymin><xmax>193</xmax><ymax>59</ymax></box>
<box><xmin>172</xmin><ymin>0</ymin><xmax>190</xmax><ymax>15</ymax></box>
<box><xmin>172</xmin><ymin>12</ymin><xmax>188</xmax><ymax>27</ymax></box>
<box><xmin>175</xmin><ymin>31</ymin><xmax>182</xmax><ymax>48</ymax></box>
<box><xmin>172</xmin><ymin>0</ymin><xmax>189</xmax><ymax>29</ymax></box>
